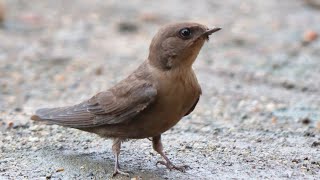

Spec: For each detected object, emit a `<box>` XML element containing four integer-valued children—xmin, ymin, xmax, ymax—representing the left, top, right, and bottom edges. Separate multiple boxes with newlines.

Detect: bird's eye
<box><xmin>179</xmin><ymin>28</ymin><xmax>192</xmax><ymax>39</ymax></box>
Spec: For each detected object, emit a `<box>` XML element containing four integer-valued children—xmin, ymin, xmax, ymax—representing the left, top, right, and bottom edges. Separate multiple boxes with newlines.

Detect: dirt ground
<box><xmin>0</xmin><ymin>0</ymin><xmax>320</xmax><ymax>179</ymax></box>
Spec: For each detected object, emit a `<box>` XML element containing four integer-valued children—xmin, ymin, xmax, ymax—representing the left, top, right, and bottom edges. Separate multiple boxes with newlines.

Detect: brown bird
<box><xmin>31</xmin><ymin>22</ymin><xmax>221</xmax><ymax>176</ymax></box>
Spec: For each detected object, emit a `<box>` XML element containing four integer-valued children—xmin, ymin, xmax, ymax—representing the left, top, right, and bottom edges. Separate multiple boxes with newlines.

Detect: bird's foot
<box><xmin>156</xmin><ymin>160</ymin><xmax>190</xmax><ymax>172</ymax></box>
<box><xmin>112</xmin><ymin>168</ymin><xmax>130</xmax><ymax>177</ymax></box>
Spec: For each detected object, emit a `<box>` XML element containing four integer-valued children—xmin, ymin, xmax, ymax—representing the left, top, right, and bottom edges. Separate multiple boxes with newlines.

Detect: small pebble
<box><xmin>266</xmin><ymin>103</ymin><xmax>276</xmax><ymax>112</ymax></box>
<box><xmin>271</xmin><ymin>117</ymin><xmax>277</xmax><ymax>124</ymax></box>
<box><xmin>292</xmin><ymin>159</ymin><xmax>300</xmax><ymax>163</ymax></box>
<box><xmin>118</xmin><ymin>22</ymin><xmax>138</xmax><ymax>33</ymax></box>
<box><xmin>303</xmin><ymin>30</ymin><xmax>318</xmax><ymax>43</ymax></box>
<box><xmin>54</xmin><ymin>74</ymin><xmax>66</xmax><ymax>82</ymax></box>
<box><xmin>95</xmin><ymin>67</ymin><xmax>103</xmax><ymax>75</ymax></box>
<box><xmin>46</xmin><ymin>173</ymin><xmax>52</xmax><ymax>179</ymax></box>
<box><xmin>281</xmin><ymin>81</ymin><xmax>295</xmax><ymax>89</ymax></box>
<box><xmin>56</xmin><ymin>168</ymin><xmax>64</xmax><ymax>172</ymax></box>
<box><xmin>7</xmin><ymin>121</ymin><xmax>14</xmax><ymax>128</ymax></box>
<box><xmin>304</xmin><ymin>132</ymin><xmax>315</xmax><ymax>137</ymax></box>
<box><xmin>14</xmin><ymin>107</ymin><xmax>23</xmax><ymax>112</ymax></box>
<box><xmin>131</xmin><ymin>177</ymin><xmax>142</xmax><ymax>180</ymax></box>
<box><xmin>300</xmin><ymin>117</ymin><xmax>311</xmax><ymax>125</ymax></box>
<box><xmin>311</xmin><ymin>141</ymin><xmax>320</xmax><ymax>147</ymax></box>
<box><xmin>87</xmin><ymin>172</ymin><xmax>94</xmax><ymax>177</ymax></box>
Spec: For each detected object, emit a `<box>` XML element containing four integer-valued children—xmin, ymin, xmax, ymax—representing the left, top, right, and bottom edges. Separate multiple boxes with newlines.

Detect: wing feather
<box><xmin>32</xmin><ymin>78</ymin><xmax>157</xmax><ymax>128</ymax></box>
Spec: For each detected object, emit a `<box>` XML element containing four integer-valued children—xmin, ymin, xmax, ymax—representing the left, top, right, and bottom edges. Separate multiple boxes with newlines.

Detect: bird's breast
<box><xmin>131</xmin><ymin>68</ymin><xmax>201</xmax><ymax>137</ymax></box>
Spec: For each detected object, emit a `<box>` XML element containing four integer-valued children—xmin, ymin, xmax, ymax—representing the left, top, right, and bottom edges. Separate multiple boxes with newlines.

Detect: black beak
<box><xmin>203</xmin><ymin>27</ymin><xmax>222</xmax><ymax>36</ymax></box>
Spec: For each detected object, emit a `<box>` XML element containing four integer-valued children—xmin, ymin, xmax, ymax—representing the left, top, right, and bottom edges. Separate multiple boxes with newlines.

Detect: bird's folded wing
<box><xmin>33</xmin><ymin>81</ymin><xmax>157</xmax><ymax>128</ymax></box>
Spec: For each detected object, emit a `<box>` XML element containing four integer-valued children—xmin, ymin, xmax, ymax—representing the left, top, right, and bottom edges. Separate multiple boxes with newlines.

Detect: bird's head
<box><xmin>148</xmin><ymin>22</ymin><xmax>221</xmax><ymax>70</ymax></box>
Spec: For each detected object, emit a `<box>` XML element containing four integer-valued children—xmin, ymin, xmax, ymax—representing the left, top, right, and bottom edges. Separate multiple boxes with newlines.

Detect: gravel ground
<box><xmin>1</xmin><ymin>0</ymin><xmax>320</xmax><ymax>179</ymax></box>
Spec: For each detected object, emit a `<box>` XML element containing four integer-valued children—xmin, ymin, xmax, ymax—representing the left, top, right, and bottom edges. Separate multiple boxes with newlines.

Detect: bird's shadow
<box><xmin>37</xmin><ymin>148</ymin><xmax>169</xmax><ymax>180</ymax></box>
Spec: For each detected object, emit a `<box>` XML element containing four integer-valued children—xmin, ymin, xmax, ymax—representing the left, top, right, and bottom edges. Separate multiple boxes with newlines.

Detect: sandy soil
<box><xmin>1</xmin><ymin>0</ymin><xmax>320</xmax><ymax>179</ymax></box>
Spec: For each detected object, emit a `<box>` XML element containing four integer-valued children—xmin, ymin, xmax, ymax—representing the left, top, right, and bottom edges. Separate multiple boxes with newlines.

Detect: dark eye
<box><xmin>179</xmin><ymin>28</ymin><xmax>192</xmax><ymax>39</ymax></box>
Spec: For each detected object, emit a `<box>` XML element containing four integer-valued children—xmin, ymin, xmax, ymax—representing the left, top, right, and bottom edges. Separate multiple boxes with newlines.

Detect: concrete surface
<box><xmin>0</xmin><ymin>0</ymin><xmax>320</xmax><ymax>179</ymax></box>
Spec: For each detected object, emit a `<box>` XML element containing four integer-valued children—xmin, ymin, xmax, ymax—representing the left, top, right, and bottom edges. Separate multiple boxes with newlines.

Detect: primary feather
<box><xmin>32</xmin><ymin>65</ymin><xmax>157</xmax><ymax>128</ymax></box>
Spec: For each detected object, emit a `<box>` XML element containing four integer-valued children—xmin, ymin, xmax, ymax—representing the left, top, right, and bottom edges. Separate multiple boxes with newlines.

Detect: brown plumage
<box><xmin>31</xmin><ymin>22</ymin><xmax>221</xmax><ymax>176</ymax></box>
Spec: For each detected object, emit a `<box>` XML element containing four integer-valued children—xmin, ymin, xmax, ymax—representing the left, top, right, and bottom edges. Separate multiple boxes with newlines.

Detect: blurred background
<box><xmin>0</xmin><ymin>0</ymin><xmax>319</xmax><ymax>179</ymax></box>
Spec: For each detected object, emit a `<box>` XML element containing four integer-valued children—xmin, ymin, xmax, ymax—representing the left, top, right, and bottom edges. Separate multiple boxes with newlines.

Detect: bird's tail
<box><xmin>30</xmin><ymin>103</ymin><xmax>94</xmax><ymax>128</ymax></box>
<box><xmin>30</xmin><ymin>107</ymin><xmax>63</xmax><ymax>123</ymax></box>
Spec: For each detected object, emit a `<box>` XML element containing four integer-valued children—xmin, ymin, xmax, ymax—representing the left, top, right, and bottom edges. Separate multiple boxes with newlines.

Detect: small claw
<box><xmin>156</xmin><ymin>160</ymin><xmax>190</xmax><ymax>172</ymax></box>
<box><xmin>112</xmin><ymin>169</ymin><xmax>130</xmax><ymax>177</ymax></box>
<box><xmin>175</xmin><ymin>165</ymin><xmax>191</xmax><ymax>172</ymax></box>
<box><xmin>156</xmin><ymin>160</ymin><xmax>168</xmax><ymax>169</ymax></box>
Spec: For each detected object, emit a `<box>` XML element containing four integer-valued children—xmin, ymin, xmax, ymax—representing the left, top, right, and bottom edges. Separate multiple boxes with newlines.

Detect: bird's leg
<box><xmin>112</xmin><ymin>138</ymin><xmax>130</xmax><ymax>177</ymax></box>
<box><xmin>152</xmin><ymin>135</ymin><xmax>190</xmax><ymax>172</ymax></box>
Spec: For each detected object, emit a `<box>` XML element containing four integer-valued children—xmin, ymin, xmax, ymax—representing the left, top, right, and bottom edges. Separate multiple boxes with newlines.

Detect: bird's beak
<box><xmin>204</xmin><ymin>27</ymin><xmax>221</xmax><ymax>36</ymax></box>
<box><xmin>202</xmin><ymin>27</ymin><xmax>221</xmax><ymax>40</ymax></box>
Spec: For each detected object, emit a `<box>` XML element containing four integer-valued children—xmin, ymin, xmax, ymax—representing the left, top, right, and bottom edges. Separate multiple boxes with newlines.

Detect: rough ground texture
<box><xmin>1</xmin><ymin>0</ymin><xmax>320</xmax><ymax>179</ymax></box>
